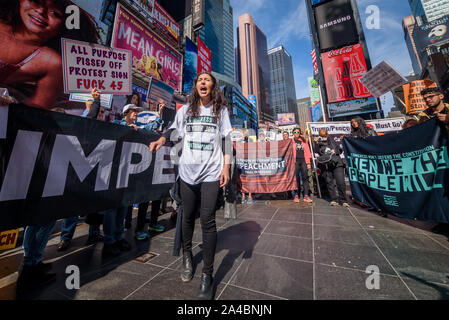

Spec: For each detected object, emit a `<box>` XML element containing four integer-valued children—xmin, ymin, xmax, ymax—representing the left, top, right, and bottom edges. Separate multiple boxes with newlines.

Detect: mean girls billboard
<box><xmin>321</xmin><ymin>43</ymin><xmax>372</xmax><ymax>103</ymax></box>
<box><xmin>111</xmin><ymin>3</ymin><xmax>183</xmax><ymax>92</ymax></box>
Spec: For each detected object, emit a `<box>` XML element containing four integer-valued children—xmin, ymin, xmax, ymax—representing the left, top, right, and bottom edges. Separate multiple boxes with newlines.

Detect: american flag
<box><xmin>311</xmin><ymin>49</ymin><xmax>318</xmax><ymax>74</ymax></box>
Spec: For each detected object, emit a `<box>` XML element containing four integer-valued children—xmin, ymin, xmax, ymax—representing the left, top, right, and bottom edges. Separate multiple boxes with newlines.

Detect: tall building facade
<box><xmin>237</xmin><ymin>14</ymin><xmax>274</xmax><ymax>125</ymax></box>
<box><xmin>297</xmin><ymin>98</ymin><xmax>312</xmax><ymax>132</ymax></box>
<box><xmin>268</xmin><ymin>46</ymin><xmax>299</xmax><ymax>125</ymax></box>
<box><xmin>403</xmin><ymin>15</ymin><xmax>423</xmax><ymax>75</ymax></box>
<box><xmin>195</xmin><ymin>0</ymin><xmax>235</xmax><ymax>79</ymax></box>
<box><xmin>409</xmin><ymin>0</ymin><xmax>449</xmax><ymax>22</ymax></box>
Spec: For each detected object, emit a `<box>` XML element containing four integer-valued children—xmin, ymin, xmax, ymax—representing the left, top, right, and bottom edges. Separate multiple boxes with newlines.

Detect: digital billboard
<box><xmin>314</xmin><ymin>0</ymin><xmax>358</xmax><ymax>51</ymax></box>
<box><xmin>183</xmin><ymin>37</ymin><xmax>198</xmax><ymax>94</ymax></box>
<box><xmin>277</xmin><ymin>113</ymin><xmax>296</xmax><ymax>126</ymax></box>
<box><xmin>111</xmin><ymin>4</ymin><xmax>183</xmax><ymax>91</ymax></box>
<box><xmin>321</xmin><ymin>43</ymin><xmax>372</xmax><ymax>103</ymax></box>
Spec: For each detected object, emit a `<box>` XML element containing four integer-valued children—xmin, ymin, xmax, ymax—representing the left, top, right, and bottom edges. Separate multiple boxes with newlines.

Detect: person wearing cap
<box><xmin>114</xmin><ymin>103</ymin><xmax>165</xmax><ymax>242</ymax></box>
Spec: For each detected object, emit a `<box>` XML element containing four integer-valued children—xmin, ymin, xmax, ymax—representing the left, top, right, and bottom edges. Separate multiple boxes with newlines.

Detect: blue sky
<box><xmin>229</xmin><ymin>0</ymin><xmax>414</xmax><ymax>115</ymax></box>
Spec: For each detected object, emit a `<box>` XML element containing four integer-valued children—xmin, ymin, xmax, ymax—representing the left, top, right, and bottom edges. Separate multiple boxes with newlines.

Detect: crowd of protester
<box><xmin>3</xmin><ymin>79</ymin><xmax>449</xmax><ymax>299</ymax></box>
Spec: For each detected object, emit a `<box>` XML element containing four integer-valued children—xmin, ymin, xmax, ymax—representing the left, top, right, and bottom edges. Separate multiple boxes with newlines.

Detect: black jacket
<box><xmin>314</xmin><ymin>138</ymin><xmax>345</xmax><ymax>168</ymax></box>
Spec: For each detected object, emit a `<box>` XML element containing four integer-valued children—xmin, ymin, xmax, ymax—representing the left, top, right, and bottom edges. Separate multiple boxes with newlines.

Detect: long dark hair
<box><xmin>187</xmin><ymin>72</ymin><xmax>229</xmax><ymax>123</ymax></box>
<box><xmin>0</xmin><ymin>0</ymin><xmax>101</xmax><ymax>52</ymax></box>
<box><xmin>350</xmin><ymin>116</ymin><xmax>371</xmax><ymax>138</ymax></box>
<box><xmin>126</xmin><ymin>92</ymin><xmax>141</xmax><ymax>107</ymax></box>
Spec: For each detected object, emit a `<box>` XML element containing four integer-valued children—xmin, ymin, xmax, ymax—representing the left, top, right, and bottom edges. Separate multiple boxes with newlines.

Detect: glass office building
<box><xmin>198</xmin><ymin>0</ymin><xmax>235</xmax><ymax>79</ymax></box>
<box><xmin>222</xmin><ymin>85</ymin><xmax>258</xmax><ymax>131</ymax></box>
<box><xmin>268</xmin><ymin>46</ymin><xmax>298</xmax><ymax>124</ymax></box>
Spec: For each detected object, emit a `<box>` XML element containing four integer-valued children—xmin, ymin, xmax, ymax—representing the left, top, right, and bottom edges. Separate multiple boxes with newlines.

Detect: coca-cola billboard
<box><xmin>321</xmin><ymin>43</ymin><xmax>372</xmax><ymax>103</ymax></box>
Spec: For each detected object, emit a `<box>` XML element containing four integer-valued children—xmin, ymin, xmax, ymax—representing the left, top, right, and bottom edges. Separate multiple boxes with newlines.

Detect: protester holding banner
<box><xmin>113</xmin><ymin>103</ymin><xmax>165</xmax><ymax>241</ymax></box>
<box><xmin>417</xmin><ymin>87</ymin><xmax>449</xmax><ymax>234</ymax></box>
<box><xmin>238</xmin><ymin>128</ymin><xmax>253</xmax><ymax>204</ymax></box>
<box><xmin>418</xmin><ymin>87</ymin><xmax>449</xmax><ymax>132</ymax></box>
<box><xmin>150</xmin><ymin>72</ymin><xmax>232</xmax><ymax>300</ymax></box>
<box><xmin>57</xmin><ymin>88</ymin><xmax>104</xmax><ymax>252</ymax></box>
<box><xmin>0</xmin><ymin>0</ymin><xmax>100</xmax><ymax>109</ymax></box>
<box><xmin>315</xmin><ymin>129</ymin><xmax>349</xmax><ymax>207</ymax></box>
<box><xmin>350</xmin><ymin>117</ymin><xmax>378</xmax><ymax>138</ymax></box>
<box><xmin>292</xmin><ymin>127</ymin><xmax>313</xmax><ymax>203</ymax></box>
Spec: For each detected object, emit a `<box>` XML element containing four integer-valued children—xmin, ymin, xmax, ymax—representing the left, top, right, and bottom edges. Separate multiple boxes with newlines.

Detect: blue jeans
<box><xmin>102</xmin><ymin>207</ymin><xmax>126</xmax><ymax>245</ymax></box>
<box><xmin>22</xmin><ymin>221</ymin><xmax>56</xmax><ymax>266</ymax></box>
<box><xmin>60</xmin><ymin>216</ymin><xmax>101</xmax><ymax>241</ymax></box>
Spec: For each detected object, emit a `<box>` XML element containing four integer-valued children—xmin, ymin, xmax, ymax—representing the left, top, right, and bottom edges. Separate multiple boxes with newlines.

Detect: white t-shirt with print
<box><xmin>169</xmin><ymin>103</ymin><xmax>233</xmax><ymax>185</ymax></box>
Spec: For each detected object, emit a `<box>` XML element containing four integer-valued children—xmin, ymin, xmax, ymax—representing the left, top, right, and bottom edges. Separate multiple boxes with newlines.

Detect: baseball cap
<box><xmin>122</xmin><ymin>104</ymin><xmax>142</xmax><ymax>114</ymax></box>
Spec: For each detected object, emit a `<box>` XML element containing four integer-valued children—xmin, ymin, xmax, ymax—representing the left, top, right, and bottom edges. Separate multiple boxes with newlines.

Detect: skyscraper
<box><xmin>237</xmin><ymin>14</ymin><xmax>274</xmax><ymax>125</ymax></box>
<box><xmin>268</xmin><ymin>46</ymin><xmax>298</xmax><ymax>125</ymax></box>
<box><xmin>403</xmin><ymin>16</ymin><xmax>423</xmax><ymax>75</ymax></box>
<box><xmin>197</xmin><ymin>0</ymin><xmax>235</xmax><ymax>79</ymax></box>
<box><xmin>408</xmin><ymin>0</ymin><xmax>449</xmax><ymax>22</ymax></box>
<box><xmin>297</xmin><ymin>98</ymin><xmax>312</xmax><ymax>131</ymax></box>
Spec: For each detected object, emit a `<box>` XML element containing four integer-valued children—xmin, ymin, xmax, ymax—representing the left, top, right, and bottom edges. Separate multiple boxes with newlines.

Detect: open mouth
<box><xmin>29</xmin><ymin>14</ymin><xmax>48</xmax><ymax>27</ymax></box>
<box><xmin>199</xmin><ymin>86</ymin><xmax>208</xmax><ymax>95</ymax></box>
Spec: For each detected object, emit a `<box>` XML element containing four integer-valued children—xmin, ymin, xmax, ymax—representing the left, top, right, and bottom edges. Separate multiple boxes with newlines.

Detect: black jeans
<box><xmin>136</xmin><ymin>200</ymin><xmax>161</xmax><ymax>232</ymax></box>
<box><xmin>180</xmin><ymin>179</ymin><xmax>220</xmax><ymax>276</ymax></box>
<box><xmin>295</xmin><ymin>160</ymin><xmax>309</xmax><ymax>197</ymax></box>
<box><xmin>324</xmin><ymin>166</ymin><xmax>347</xmax><ymax>204</ymax></box>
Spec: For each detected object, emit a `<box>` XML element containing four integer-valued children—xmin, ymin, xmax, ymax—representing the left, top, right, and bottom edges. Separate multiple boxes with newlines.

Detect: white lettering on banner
<box><xmin>42</xmin><ymin>136</ymin><xmax>116</xmax><ymax>197</ymax></box>
<box><xmin>117</xmin><ymin>142</ymin><xmax>152</xmax><ymax>188</ymax></box>
<box><xmin>0</xmin><ymin>130</ymin><xmax>43</xmax><ymax>201</ymax></box>
<box><xmin>0</xmin><ymin>131</ymin><xmax>174</xmax><ymax>202</ymax></box>
<box><xmin>153</xmin><ymin>146</ymin><xmax>175</xmax><ymax>184</ymax></box>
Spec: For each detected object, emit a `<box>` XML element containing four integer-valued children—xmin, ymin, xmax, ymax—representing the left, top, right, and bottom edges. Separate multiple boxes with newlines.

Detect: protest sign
<box><xmin>342</xmin><ymin>117</ymin><xmax>449</xmax><ymax>222</ymax></box>
<box><xmin>359</xmin><ymin>61</ymin><xmax>408</xmax><ymax>98</ymax></box>
<box><xmin>0</xmin><ymin>104</ymin><xmax>174</xmax><ymax>231</ymax></box>
<box><xmin>403</xmin><ymin>79</ymin><xmax>437</xmax><ymax>115</ymax></box>
<box><xmin>62</xmin><ymin>38</ymin><xmax>132</xmax><ymax>94</ymax></box>
<box><xmin>235</xmin><ymin>139</ymin><xmax>297</xmax><ymax>193</ymax></box>
<box><xmin>69</xmin><ymin>93</ymin><xmax>113</xmax><ymax>108</ymax></box>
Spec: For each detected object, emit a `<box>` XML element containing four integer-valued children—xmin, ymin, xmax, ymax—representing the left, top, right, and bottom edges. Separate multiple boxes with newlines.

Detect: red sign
<box><xmin>236</xmin><ymin>139</ymin><xmax>297</xmax><ymax>194</ymax></box>
<box><xmin>197</xmin><ymin>38</ymin><xmax>212</xmax><ymax>74</ymax></box>
<box><xmin>321</xmin><ymin>43</ymin><xmax>372</xmax><ymax>103</ymax></box>
<box><xmin>153</xmin><ymin>2</ymin><xmax>180</xmax><ymax>46</ymax></box>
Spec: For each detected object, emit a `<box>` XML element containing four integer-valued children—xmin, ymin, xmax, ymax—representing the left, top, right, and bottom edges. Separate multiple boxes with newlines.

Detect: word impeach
<box><xmin>0</xmin><ymin>104</ymin><xmax>174</xmax><ymax>231</ymax></box>
<box><xmin>346</xmin><ymin>146</ymin><xmax>449</xmax><ymax>193</ymax></box>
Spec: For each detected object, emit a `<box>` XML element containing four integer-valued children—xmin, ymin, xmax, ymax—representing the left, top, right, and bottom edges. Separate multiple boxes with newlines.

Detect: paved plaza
<box><xmin>1</xmin><ymin>196</ymin><xmax>449</xmax><ymax>300</ymax></box>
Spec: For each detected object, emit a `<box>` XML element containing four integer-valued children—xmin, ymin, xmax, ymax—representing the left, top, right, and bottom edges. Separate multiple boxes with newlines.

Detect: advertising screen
<box><xmin>321</xmin><ymin>43</ymin><xmax>372</xmax><ymax>103</ymax></box>
<box><xmin>111</xmin><ymin>4</ymin><xmax>183</xmax><ymax>92</ymax></box>
<box><xmin>197</xmin><ymin>38</ymin><xmax>212</xmax><ymax>74</ymax></box>
<box><xmin>415</xmin><ymin>15</ymin><xmax>449</xmax><ymax>50</ymax></box>
<box><xmin>183</xmin><ymin>37</ymin><xmax>198</xmax><ymax>94</ymax></box>
<box><xmin>314</xmin><ymin>0</ymin><xmax>358</xmax><ymax>51</ymax></box>
<box><xmin>277</xmin><ymin>113</ymin><xmax>296</xmax><ymax>126</ymax></box>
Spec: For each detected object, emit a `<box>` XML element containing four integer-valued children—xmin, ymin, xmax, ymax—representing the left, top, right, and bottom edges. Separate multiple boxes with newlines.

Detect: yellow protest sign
<box><xmin>0</xmin><ymin>229</ymin><xmax>19</xmax><ymax>250</ymax></box>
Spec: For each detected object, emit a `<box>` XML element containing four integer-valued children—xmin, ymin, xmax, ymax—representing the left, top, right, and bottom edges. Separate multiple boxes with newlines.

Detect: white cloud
<box><xmin>267</xmin><ymin>2</ymin><xmax>309</xmax><ymax>48</ymax></box>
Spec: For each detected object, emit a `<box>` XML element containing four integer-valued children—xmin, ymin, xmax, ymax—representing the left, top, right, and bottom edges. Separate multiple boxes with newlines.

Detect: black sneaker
<box><xmin>116</xmin><ymin>239</ymin><xmax>132</xmax><ymax>251</ymax></box>
<box><xmin>19</xmin><ymin>264</ymin><xmax>56</xmax><ymax>287</ymax></box>
<box><xmin>35</xmin><ymin>261</ymin><xmax>52</xmax><ymax>273</ymax></box>
<box><xmin>102</xmin><ymin>243</ymin><xmax>121</xmax><ymax>257</ymax></box>
<box><xmin>87</xmin><ymin>233</ymin><xmax>104</xmax><ymax>244</ymax></box>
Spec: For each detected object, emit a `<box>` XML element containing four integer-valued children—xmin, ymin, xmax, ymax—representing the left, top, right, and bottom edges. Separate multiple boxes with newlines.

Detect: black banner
<box><xmin>342</xmin><ymin>118</ymin><xmax>449</xmax><ymax>223</ymax></box>
<box><xmin>0</xmin><ymin>104</ymin><xmax>175</xmax><ymax>231</ymax></box>
<box><xmin>415</xmin><ymin>15</ymin><xmax>449</xmax><ymax>51</ymax></box>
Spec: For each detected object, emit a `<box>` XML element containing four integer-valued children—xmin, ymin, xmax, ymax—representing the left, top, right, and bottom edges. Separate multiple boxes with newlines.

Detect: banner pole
<box><xmin>307</xmin><ymin>122</ymin><xmax>322</xmax><ymax>199</ymax></box>
<box><xmin>319</xmin><ymin>85</ymin><xmax>327</xmax><ymax>123</ymax></box>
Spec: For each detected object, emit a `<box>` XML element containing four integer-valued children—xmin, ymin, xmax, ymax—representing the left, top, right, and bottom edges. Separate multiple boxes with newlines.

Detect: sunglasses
<box><xmin>293</xmin><ymin>131</ymin><xmax>301</xmax><ymax>133</ymax></box>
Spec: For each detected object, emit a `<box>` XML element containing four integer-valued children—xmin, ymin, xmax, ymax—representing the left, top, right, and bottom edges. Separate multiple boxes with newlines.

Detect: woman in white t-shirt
<box><xmin>150</xmin><ymin>72</ymin><xmax>232</xmax><ymax>300</ymax></box>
